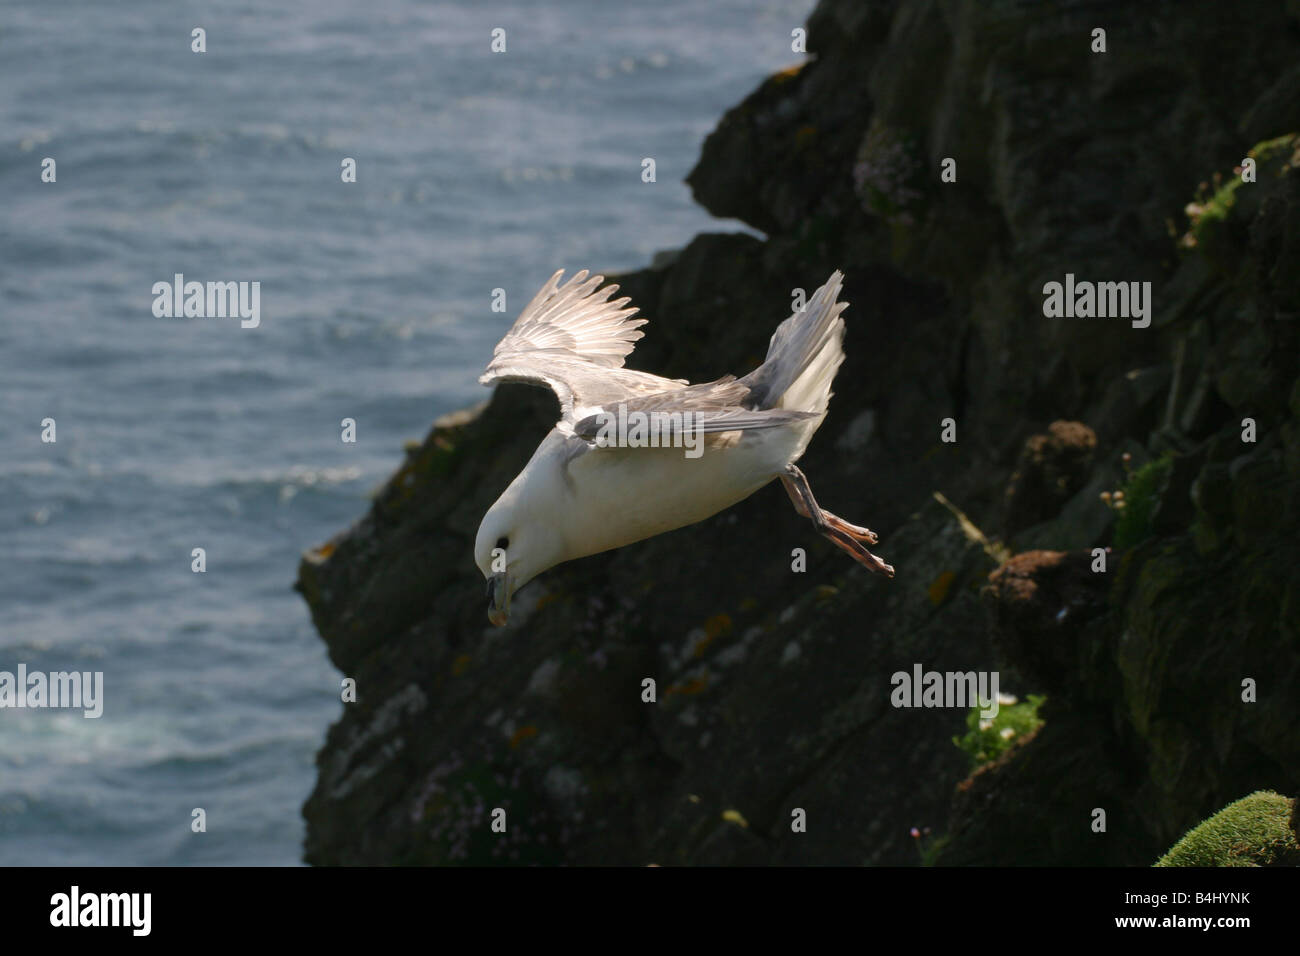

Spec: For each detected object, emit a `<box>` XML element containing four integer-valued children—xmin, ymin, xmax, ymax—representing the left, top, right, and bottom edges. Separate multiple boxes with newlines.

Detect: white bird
<box><xmin>474</xmin><ymin>268</ymin><xmax>894</xmax><ymax>625</ymax></box>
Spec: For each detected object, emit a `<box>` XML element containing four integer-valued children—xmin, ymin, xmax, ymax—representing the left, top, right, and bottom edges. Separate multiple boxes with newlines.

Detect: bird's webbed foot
<box><xmin>780</xmin><ymin>465</ymin><xmax>894</xmax><ymax>578</ymax></box>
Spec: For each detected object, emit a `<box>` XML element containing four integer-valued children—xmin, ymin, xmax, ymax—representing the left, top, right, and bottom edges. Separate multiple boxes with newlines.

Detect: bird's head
<box><xmin>474</xmin><ymin>488</ymin><xmax>563</xmax><ymax>627</ymax></box>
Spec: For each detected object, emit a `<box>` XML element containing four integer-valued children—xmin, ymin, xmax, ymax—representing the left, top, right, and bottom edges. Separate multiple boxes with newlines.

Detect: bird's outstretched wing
<box><xmin>571</xmin><ymin>377</ymin><xmax>817</xmax><ymax>442</ymax></box>
<box><xmin>479</xmin><ymin>269</ymin><xmax>686</xmax><ymax>424</ymax></box>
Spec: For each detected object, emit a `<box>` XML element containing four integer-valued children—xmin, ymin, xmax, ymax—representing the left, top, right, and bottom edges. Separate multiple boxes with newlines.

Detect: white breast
<box><xmin>545</xmin><ymin>418</ymin><xmax>819</xmax><ymax>562</ymax></box>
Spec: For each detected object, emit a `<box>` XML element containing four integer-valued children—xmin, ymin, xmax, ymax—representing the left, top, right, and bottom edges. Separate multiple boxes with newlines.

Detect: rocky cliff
<box><xmin>296</xmin><ymin>0</ymin><xmax>1300</xmax><ymax>865</ymax></box>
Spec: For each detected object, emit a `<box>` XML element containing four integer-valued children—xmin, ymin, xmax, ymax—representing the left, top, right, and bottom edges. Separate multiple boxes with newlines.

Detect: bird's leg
<box><xmin>781</xmin><ymin>465</ymin><xmax>895</xmax><ymax>578</ymax></box>
<box><xmin>780</xmin><ymin>467</ymin><xmax>879</xmax><ymax>544</ymax></box>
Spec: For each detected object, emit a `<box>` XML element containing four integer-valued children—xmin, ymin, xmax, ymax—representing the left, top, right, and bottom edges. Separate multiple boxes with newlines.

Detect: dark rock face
<box><xmin>297</xmin><ymin>0</ymin><xmax>1300</xmax><ymax>865</ymax></box>
<box><xmin>1003</xmin><ymin>422</ymin><xmax>1098</xmax><ymax>537</ymax></box>
<box><xmin>983</xmin><ymin>549</ymin><xmax>1108</xmax><ymax>696</ymax></box>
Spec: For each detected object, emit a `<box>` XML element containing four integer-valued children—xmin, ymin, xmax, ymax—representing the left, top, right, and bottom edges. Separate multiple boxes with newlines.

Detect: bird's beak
<box><xmin>487</xmin><ymin>571</ymin><xmax>511</xmax><ymax>626</ymax></box>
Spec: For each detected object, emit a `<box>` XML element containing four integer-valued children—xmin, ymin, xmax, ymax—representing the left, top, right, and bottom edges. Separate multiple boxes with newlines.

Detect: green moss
<box><xmin>376</xmin><ymin>429</ymin><xmax>465</xmax><ymax>514</ymax></box>
<box><xmin>919</xmin><ymin>833</ymin><xmax>950</xmax><ymax>866</ymax></box>
<box><xmin>1181</xmin><ymin>134</ymin><xmax>1299</xmax><ymax>254</ymax></box>
<box><xmin>1156</xmin><ymin>791</ymin><xmax>1300</xmax><ymax>866</ymax></box>
<box><xmin>1186</xmin><ymin>178</ymin><xmax>1241</xmax><ymax>246</ymax></box>
<box><xmin>953</xmin><ymin>694</ymin><xmax>1045</xmax><ymax>768</ymax></box>
<box><xmin>1246</xmin><ymin>133</ymin><xmax>1300</xmax><ymax>168</ymax></box>
<box><xmin>1113</xmin><ymin>454</ymin><xmax>1173</xmax><ymax>549</ymax></box>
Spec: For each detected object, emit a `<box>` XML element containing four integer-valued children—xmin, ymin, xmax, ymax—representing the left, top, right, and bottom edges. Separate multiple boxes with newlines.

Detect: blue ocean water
<box><xmin>0</xmin><ymin>0</ymin><xmax>814</xmax><ymax>864</ymax></box>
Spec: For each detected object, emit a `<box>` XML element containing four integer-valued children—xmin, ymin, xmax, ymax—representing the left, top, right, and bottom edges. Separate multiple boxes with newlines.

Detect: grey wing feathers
<box><xmin>479</xmin><ymin>269</ymin><xmax>685</xmax><ymax>422</ymax></box>
<box><xmin>573</xmin><ymin>407</ymin><xmax>816</xmax><ymax>441</ymax></box>
<box><xmin>740</xmin><ymin>270</ymin><xmax>847</xmax><ymax>409</ymax></box>
<box><xmin>484</xmin><ymin>269</ymin><xmax>645</xmax><ymax>371</ymax></box>
<box><xmin>570</xmin><ymin>376</ymin><xmax>816</xmax><ymax>441</ymax></box>
<box><xmin>479</xmin><ymin>267</ymin><xmax>846</xmax><ymax>439</ymax></box>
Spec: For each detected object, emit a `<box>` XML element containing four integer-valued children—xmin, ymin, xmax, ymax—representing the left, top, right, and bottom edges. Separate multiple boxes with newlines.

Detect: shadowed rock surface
<box><xmin>297</xmin><ymin>0</ymin><xmax>1300</xmax><ymax>864</ymax></box>
<box><xmin>1002</xmin><ymin>422</ymin><xmax>1098</xmax><ymax>537</ymax></box>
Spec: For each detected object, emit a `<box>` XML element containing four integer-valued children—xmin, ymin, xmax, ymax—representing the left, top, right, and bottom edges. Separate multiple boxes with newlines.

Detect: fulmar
<box><xmin>474</xmin><ymin>268</ymin><xmax>894</xmax><ymax>625</ymax></box>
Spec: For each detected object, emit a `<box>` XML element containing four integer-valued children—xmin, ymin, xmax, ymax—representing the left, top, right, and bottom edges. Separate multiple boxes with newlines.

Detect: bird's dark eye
<box><xmin>495</xmin><ymin>536</ymin><xmax>509</xmax><ymax>550</ymax></box>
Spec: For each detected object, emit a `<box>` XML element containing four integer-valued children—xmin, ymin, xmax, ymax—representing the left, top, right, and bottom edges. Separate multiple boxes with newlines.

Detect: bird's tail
<box><xmin>742</xmin><ymin>270</ymin><xmax>847</xmax><ymax>415</ymax></box>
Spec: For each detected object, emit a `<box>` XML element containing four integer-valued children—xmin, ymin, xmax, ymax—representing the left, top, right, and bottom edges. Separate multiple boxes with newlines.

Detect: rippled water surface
<box><xmin>0</xmin><ymin>0</ymin><xmax>813</xmax><ymax>864</ymax></box>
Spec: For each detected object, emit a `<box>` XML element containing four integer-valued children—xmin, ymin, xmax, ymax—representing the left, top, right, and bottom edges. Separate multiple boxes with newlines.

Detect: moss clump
<box><xmin>1182</xmin><ymin>176</ymin><xmax>1241</xmax><ymax>250</ymax></box>
<box><xmin>1111</xmin><ymin>454</ymin><xmax>1173</xmax><ymax>549</ymax></box>
<box><xmin>953</xmin><ymin>694</ymin><xmax>1045</xmax><ymax>768</ymax></box>
<box><xmin>1180</xmin><ymin>134</ymin><xmax>1299</xmax><ymax>253</ymax></box>
<box><xmin>919</xmin><ymin>832</ymin><xmax>950</xmax><ymax>866</ymax></box>
<box><xmin>1156</xmin><ymin>791</ymin><xmax>1300</xmax><ymax>866</ymax></box>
